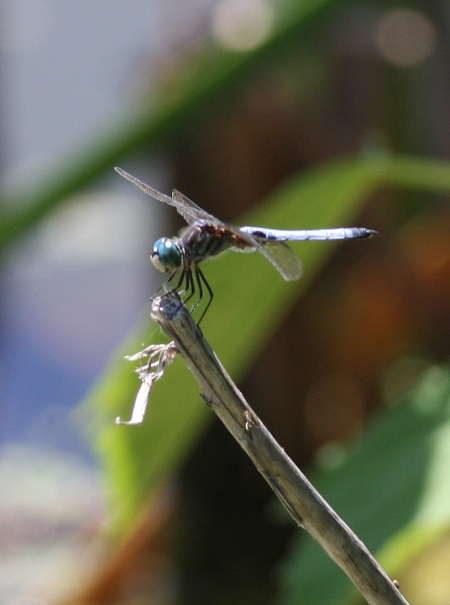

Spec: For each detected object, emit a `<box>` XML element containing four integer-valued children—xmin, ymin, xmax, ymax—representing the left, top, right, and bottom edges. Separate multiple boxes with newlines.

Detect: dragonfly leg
<box><xmin>155</xmin><ymin>269</ymin><xmax>188</xmax><ymax>314</ymax></box>
<box><xmin>169</xmin><ymin>268</ymin><xmax>199</xmax><ymax>312</ymax></box>
<box><xmin>156</xmin><ymin>265</ymin><xmax>213</xmax><ymax>324</ymax></box>
<box><xmin>168</xmin><ymin>268</ymin><xmax>186</xmax><ymax>292</ymax></box>
<box><xmin>155</xmin><ymin>268</ymin><xmax>183</xmax><ymax>297</ymax></box>
<box><xmin>190</xmin><ymin>266</ymin><xmax>203</xmax><ymax>312</ymax></box>
<box><xmin>194</xmin><ymin>265</ymin><xmax>214</xmax><ymax>325</ymax></box>
<box><xmin>180</xmin><ymin>268</ymin><xmax>196</xmax><ymax>305</ymax></box>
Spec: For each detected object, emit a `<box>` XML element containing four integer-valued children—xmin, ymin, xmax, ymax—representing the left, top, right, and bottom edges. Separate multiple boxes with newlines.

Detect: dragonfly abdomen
<box><xmin>242</xmin><ymin>226</ymin><xmax>377</xmax><ymax>241</ymax></box>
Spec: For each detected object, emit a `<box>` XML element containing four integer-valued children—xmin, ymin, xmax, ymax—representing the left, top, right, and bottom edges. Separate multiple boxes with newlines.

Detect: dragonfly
<box><xmin>116</xmin><ymin>167</ymin><xmax>377</xmax><ymax>322</ymax></box>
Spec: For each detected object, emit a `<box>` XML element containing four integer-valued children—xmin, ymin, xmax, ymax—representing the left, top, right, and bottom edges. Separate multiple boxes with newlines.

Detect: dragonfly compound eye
<box><xmin>151</xmin><ymin>237</ymin><xmax>182</xmax><ymax>273</ymax></box>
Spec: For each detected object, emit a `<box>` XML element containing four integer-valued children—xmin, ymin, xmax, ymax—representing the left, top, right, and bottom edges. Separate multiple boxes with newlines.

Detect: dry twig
<box><xmin>150</xmin><ymin>293</ymin><xmax>410</xmax><ymax>605</ymax></box>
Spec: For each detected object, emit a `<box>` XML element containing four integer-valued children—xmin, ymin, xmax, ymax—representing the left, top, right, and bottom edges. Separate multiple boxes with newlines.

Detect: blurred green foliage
<box><xmin>280</xmin><ymin>365</ymin><xmax>450</xmax><ymax>605</ymax></box>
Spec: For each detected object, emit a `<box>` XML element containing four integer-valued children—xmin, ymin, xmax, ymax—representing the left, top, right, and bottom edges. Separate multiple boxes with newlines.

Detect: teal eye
<box><xmin>150</xmin><ymin>237</ymin><xmax>182</xmax><ymax>273</ymax></box>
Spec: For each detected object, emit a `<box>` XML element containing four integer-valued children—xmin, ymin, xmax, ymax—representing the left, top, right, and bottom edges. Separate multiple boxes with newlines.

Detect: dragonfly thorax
<box><xmin>151</xmin><ymin>237</ymin><xmax>182</xmax><ymax>273</ymax></box>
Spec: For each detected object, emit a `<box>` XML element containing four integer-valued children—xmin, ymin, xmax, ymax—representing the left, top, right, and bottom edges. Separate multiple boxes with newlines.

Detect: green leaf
<box><xmin>278</xmin><ymin>365</ymin><xmax>450</xmax><ymax>605</ymax></box>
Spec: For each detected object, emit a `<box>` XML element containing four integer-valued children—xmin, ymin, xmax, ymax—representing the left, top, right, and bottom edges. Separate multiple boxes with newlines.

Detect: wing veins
<box><xmin>115</xmin><ymin>167</ymin><xmax>213</xmax><ymax>224</ymax></box>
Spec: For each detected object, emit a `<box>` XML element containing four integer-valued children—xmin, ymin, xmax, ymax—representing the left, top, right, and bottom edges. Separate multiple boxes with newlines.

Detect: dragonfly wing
<box><xmin>171</xmin><ymin>189</ymin><xmax>222</xmax><ymax>224</ymax></box>
<box><xmin>115</xmin><ymin>167</ymin><xmax>214</xmax><ymax>225</ymax></box>
<box><xmin>237</xmin><ymin>230</ymin><xmax>302</xmax><ymax>280</ymax></box>
<box><xmin>256</xmin><ymin>239</ymin><xmax>303</xmax><ymax>281</ymax></box>
<box><xmin>230</xmin><ymin>225</ymin><xmax>302</xmax><ymax>280</ymax></box>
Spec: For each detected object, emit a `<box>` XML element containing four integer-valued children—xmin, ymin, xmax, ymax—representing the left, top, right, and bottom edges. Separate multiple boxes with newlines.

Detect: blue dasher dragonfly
<box><xmin>116</xmin><ymin>167</ymin><xmax>377</xmax><ymax>322</ymax></box>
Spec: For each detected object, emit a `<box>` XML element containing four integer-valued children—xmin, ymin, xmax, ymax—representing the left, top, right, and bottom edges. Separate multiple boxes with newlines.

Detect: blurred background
<box><xmin>2</xmin><ymin>0</ymin><xmax>450</xmax><ymax>604</ymax></box>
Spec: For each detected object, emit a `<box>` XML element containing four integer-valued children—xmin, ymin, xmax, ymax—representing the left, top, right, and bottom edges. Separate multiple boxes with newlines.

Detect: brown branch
<box><xmin>151</xmin><ymin>294</ymin><xmax>410</xmax><ymax>605</ymax></box>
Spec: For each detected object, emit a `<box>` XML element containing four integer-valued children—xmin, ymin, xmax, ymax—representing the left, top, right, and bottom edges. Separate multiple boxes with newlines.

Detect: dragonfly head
<box><xmin>151</xmin><ymin>237</ymin><xmax>182</xmax><ymax>273</ymax></box>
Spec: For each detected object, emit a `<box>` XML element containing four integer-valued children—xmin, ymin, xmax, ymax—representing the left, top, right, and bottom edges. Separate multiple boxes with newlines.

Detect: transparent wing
<box><xmin>255</xmin><ymin>239</ymin><xmax>302</xmax><ymax>281</ymax></box>
<box><xmin>115</xmin><ymin>167</ymin><xmax>218</xmax><ymax>225</ymax></box>
<box><xmin>171</xmin><ymin>189</ymin><xmax>221</xmax><ymax>224</ymax></box>
<box><xmin>233</xmin><ymin>229</ymin><xmax>303</xmax><ymax>280</ymax></box>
